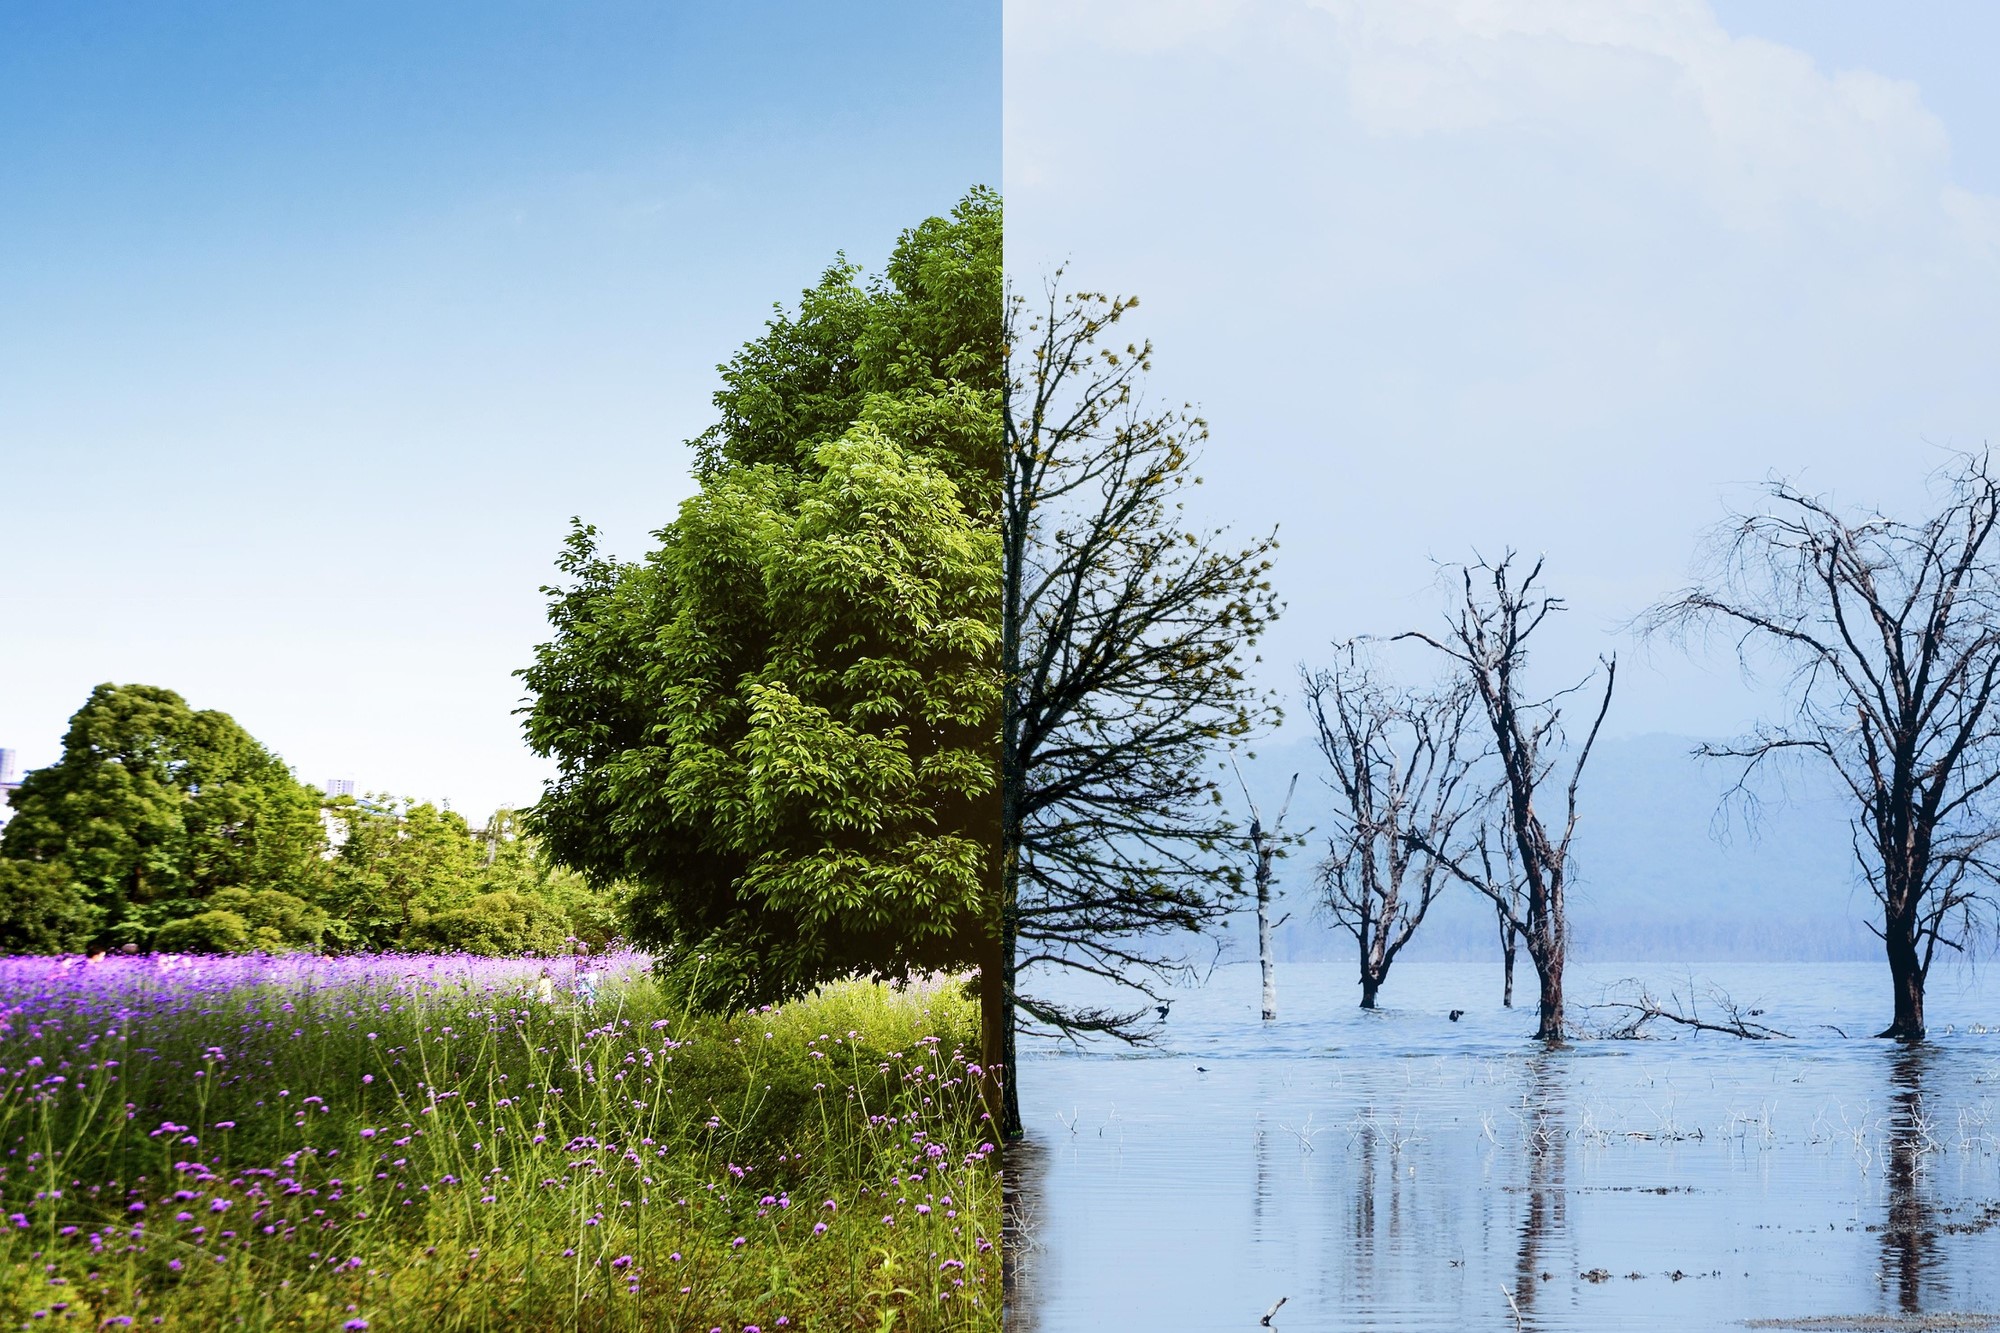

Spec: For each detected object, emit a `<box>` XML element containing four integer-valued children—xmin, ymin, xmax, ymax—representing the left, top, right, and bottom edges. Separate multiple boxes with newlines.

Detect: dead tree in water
<box><xmin>1234</xmin><ymin>764</ymin><xmax>1299</xmax><ymax>1021</ymax></box>
<box><xmin>1479</xmin><ymin>828</ymin><xmax>1525</xmax><ymax>1008</ymax></box>
<box><xmin>1303</xmin><ymin>646</ymin><xmax>1479</xmax><ymax>1009</ymax></box>
<box><xmin>1401</xmin><ymin>554</ymin><xmax>1616</xmax><ymax>1041</ymax></box>
<box><xmin>1645</xmin><ymin>454</ymin><xmax>2000</xmax><ymax>1041</ymax></box>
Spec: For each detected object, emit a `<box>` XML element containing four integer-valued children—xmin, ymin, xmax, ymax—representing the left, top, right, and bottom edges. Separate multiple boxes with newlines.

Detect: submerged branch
<box><xmin>1588</xmin><ymin>981</ymin><xmax>1793</xmax><ymax>1040</ymax></box>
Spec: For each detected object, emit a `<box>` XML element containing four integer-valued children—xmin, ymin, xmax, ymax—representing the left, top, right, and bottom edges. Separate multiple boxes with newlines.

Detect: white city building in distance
<box><xmin>0</xmin><ymin>748</ymin><xmax>20</xmax><ymax>829</ymax></box>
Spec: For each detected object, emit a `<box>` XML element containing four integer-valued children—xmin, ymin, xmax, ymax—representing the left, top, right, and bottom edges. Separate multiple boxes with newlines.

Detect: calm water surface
<box><xmin>1011</xmin><ymin>961</ymin><xmax>2000</xmax><ymax>1332</ymax></box>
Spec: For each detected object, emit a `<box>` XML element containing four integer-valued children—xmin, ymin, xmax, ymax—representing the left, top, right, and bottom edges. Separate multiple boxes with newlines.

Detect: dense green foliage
<box><xmin>0</xmin><ymin>962</ymin><xmax>998</xmax><ymax>1330</ymax></box>
<box><xmin>0</xmin><ymin>684</ymin><xmax>325</xmax><ymax>950</ymax></box>
<box><xmin>323</xmin><ymin>802</ymin><xmax>621</xmax><ymax>956</ymax></box>
<box><xmin>0</xmin><ymin>685</ymin><xmax>619</xmax><ymax>956</ymax></box>
<box><xmin>520</xmin><ymin>188</ymin><xmax>1003</xmax><ymax>1013</ymax></box>
<box><xmin>0</xmin><ymin>861</ymin><xmax>99</xmax><ymax>954</ymax></box>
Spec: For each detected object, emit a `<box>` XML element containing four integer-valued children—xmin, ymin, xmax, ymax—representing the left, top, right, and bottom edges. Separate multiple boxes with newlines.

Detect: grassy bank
<box><xmin>0</xmin><ymin>953</ymin><xmax>999</xmax><ymax>1331</ymax></box>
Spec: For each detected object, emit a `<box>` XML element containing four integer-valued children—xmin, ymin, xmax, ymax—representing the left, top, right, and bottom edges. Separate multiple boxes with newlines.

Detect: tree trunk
<box><xmin>1879</xmin><ymin>911</ymin><xmax>1927</xmax><ymax>1040</ymax></box>
<box><xmin>979</xmin><ymin>924</ymin><xmax>1010</xmax><ymax>1144</ymax></box>
<box><xmin>1000</xmin><ymin>903</ymin><xmax>1020</xmax><ymax>1140</ymax></box>
<box><xmin>1359</xmin><ymin>973</ymin><xmax>1379</xmax><ymax>1010</ymax></box>
<box><xmin>1257</xmin><ymin>865</ymin><xmax>1277</xmax><ymax>1021</ymax></box>
<box><xmin>1533</xmin><ymin>953</ymin><xmax>1564</xmax><ymax>1041</ymax></box>
<box><xmin>1502</xmin><ymin>942</ymin><xmax>1516</xmax><ymax>1009</ymax></box>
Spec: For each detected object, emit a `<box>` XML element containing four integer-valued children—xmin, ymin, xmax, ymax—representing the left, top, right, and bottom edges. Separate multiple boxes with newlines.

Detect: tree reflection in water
<box><xmin>1880</xmin><ymin>1043</ymin><xmax>1939</xmax><ymax>1315</ymax></box>
<box><xmin>1004</xmin><ymin>1134</ymin><xmax>1045</xmax><ymax>1329</ymax></box>
<box><xmin>1512</xmin><ymin>1053</ymin><xmax>1570</xmax><ymax>1328</ymax></box>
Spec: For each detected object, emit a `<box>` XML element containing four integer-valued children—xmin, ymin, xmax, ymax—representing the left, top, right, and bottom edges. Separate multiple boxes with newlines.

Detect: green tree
<box><xmin>321</xmin><ymin>796</ymin><xmax>484</xmax><ymax>950</ymax></box>
<box><xmin>520</xmin><ymin>189</ymin><xmax>1004</xmax><ymax>1099</ymax></box>
<box><xmin>473</xmin><ymin>810</ymin><xmax>628</xmax><ymax>948</ymax></box>
<box><xmin>0</xmin><ymin>683</ymin><xmax>326</xmax><ymax>948</ymax></box>
<box><xmin>404</xmin><ymin>890</ymin><xmax>569</xmax><ymax>956</ymax></box>
<box><xmin>210</xmin><ymin>886</ymin><xmax>332</xmax><ymax>951</ymax></box>
<box><xmin>0</xmin><ymin>861</ymin><xmax>99</xmax><ymax>953</ymax></box>
<box><xmin>153</xmin><ymin>909</ymin><xmax>253</xmax><ymax>955</ymax></box>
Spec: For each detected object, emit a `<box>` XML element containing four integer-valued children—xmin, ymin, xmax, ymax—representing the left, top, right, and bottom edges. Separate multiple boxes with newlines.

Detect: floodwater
<box><xmin>1009</xmin><ymin>960</ymin><xmax>2000</xmax><ymax>1332</ymax></box>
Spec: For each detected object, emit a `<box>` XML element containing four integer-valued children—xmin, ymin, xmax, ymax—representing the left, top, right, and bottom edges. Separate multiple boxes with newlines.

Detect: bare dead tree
<box><xmin>1232</xmin><ymin>763</ymin><xmax>1299</xmax><ymax>1021</ymax></box>
<box><xmin>1400</xmin><ymin>553</ymin><xmax>1616</xmax><ymax>1041</ymax></box>
<box><xmin>1302</xmin><ymin>645</ymin><xmax>1481</xmax><ymax>1009</ymax></box>
<box><xmin>1000</xmin><ymin>277</ymin><xmax>1282</xmax><ymax>1136</ymax></box>
<box><xmin>1644</xmin><ymin>453</ymin><xmax>2000</xmax><ymax>1040</ymax></box>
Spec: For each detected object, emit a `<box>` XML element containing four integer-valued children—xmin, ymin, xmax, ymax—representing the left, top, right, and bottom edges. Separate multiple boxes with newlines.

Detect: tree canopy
<box><xmin>519</xmin><ymin>188</ymin><xmax>1003</xmax><ymax>1017</ymax></box>
<box><xmin>1000</xmin><ymin>283</ymin><xmax>1281</xmax><ymax>1045</ymax></box>
<box><xmin>0</xmin><ymin>684</ymin><xmax>616</xmax><ymax>957</ymax></box>
<box><xmin>1646</xmin><ymin>453</ymin><xmax>2000</xmax><ymax>1039</ymax></box>
<box><xmin>0</xmin><ymin>683</ymin><xmax>326</xmax><ymax>949</ymax></box>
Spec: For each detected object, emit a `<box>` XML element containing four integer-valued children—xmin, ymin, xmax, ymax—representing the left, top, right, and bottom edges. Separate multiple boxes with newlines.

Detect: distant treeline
<box><xmin>0</xmin><ymin>683</ymin><xmax>621</xmax><ymax>955</ymax></box>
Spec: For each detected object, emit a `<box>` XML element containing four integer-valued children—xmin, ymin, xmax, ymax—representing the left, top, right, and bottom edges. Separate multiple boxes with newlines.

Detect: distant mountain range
<box><xmin>1224</xmin><ymin>732</ymin><xmax>1877</xmax><ymax>965</ymax></box>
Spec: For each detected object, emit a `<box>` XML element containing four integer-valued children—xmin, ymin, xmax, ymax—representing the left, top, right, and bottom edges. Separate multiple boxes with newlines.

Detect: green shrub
<box><xmin>152</xmin><ymin>907</ymin><xmax>252</xmax><ymax>954</ymax></box>
<box><xmin>0</xmin><ymin>859</ymin><xmax>99</xmax><ymax>953</ymax></box>
<box><xmin>209</xmin><ymin>886</ymin><xmax>330</xmax><ymax>950</ymax></box>
<box><xmin>406</xmin><ymin>888</ymin><xmax>569</xmax><ymax>955</ymax></box>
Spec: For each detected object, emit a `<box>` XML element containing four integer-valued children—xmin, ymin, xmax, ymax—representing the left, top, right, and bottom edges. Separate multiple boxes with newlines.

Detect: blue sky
<box><xmin>1</xmin><ymin>2</ymin><xmax>998</xmax><ymax>814</ymax></box>
<box><xmin>1006</xmin><ymin>0</ymin><xmax>2000</xmax><ymax>746</ymax></box>
<box><xmin>11</xmin><ymin>1</ymin><xmax>1999</xmax><ymax>816</ymax></box>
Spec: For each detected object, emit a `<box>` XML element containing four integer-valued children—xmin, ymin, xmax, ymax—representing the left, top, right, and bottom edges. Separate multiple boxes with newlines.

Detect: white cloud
<box><xmin>1015</xmin><ymin>0</ymin><xmax>1959</xmax><ymax>230</ymax></box>
<box><xmin>1005</xmin><ymin>0</ymin><xmax>2000</xmax><ymax>737</ymax></box>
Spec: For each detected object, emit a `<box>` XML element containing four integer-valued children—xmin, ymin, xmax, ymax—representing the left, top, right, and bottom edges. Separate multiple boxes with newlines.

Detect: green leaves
<box><xmin>0</xmin><ymin>683</ymin><xmax>327</xmax><ymax>947</ymax></box>
<box><xmin>521</xmin><ymin>190</ymin><xmax>1003</xmax><ymax>1014</ymax></box>
<box><xmin>0</xmin><ymin>860</ymin><xmax>98</xmax><ymax>953</ymax></box>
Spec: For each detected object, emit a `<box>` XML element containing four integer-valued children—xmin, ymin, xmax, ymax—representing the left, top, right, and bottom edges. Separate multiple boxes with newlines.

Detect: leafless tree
<box><xmin>1303</xmin><ymin>645</ymin><xmax>1480</xmax><ymax>1009</ymax></box>
<box><xmin>1233</xmin><ymin>763</ymin><xmax>1299</xmax><ymax>1021</ymax></box>
<box><xmin>1644</xmin><ymin>454</ymin><xmax>2000</xmax><ymax>1039</ymax></box>
<box><xmin>1401</xmin><ymin>554</ymin><xmax>1616</xmax><ymax>1040</ymax></box>
<box><xmin>1000</xmin><ymin>277</ymin><xmax>1282</xmax><ymax>1136</ymax></box>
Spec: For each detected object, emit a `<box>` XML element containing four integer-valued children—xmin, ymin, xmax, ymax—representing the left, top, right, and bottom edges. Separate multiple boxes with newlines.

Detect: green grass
<box><xmin>0</xmin><ymin>956</ymin><xmax>1000</xmax><ymax>1332</ymax></box>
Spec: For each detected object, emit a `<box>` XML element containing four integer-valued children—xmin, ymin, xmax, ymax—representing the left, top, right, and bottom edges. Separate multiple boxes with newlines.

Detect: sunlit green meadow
<box><xmin>0</xmin><ymin>953</ymin><xmax>999</xmax><ymax>1332</ymax></box>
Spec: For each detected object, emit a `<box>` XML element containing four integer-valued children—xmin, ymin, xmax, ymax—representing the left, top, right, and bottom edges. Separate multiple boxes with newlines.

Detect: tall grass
<box><xmin>0</xmin><ymin>953</ymin><xmax>999</xmax><ymax>1331</ymax></box>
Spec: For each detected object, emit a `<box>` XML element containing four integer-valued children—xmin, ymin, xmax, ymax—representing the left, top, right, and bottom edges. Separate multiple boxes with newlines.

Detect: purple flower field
<box><xmin>0</xmin><ymin>952</ymin><xmax>999</xmax><ymax>1331</ymax></box>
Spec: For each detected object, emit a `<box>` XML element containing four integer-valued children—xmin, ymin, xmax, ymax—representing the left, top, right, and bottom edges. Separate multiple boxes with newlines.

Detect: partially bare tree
<box><xmin>1644</xmin><ymin>454</ymin><xmax>2000</xmax><ymax>1040</ymax></box>
<box><xmin>1303</xmin><ymin>645</ymin><xmax>1481</xmax><ymax>1009</ymax></box>
<box><xmin>1401</xmin><ymin>554</ymin><xmax>1616</xmax><ymax>1040</ymax></box>
<box><xmin>1000</xmin><ymin>278</ymin><xmax>1282</xmax><ymax>1136</ymax></box>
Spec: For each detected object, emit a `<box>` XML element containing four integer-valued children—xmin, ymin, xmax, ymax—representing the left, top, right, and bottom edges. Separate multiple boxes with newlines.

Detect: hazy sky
<box><xmin>2</xmin><ymin>2</ymin><xmax>998</xmax><ymax>815</ymax></box>
<box><xmin>1005</xmin><ymin>0</ymin><xmax>2000</xmax><ymax>744</ymax></box>
<box><xmin>11</xmin><ymin>3</ymin><xmax>1999</xmax><ymax>817</ymax></box>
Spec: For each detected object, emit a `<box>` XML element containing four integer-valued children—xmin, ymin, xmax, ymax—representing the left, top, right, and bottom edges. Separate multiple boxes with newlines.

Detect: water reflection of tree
<box><xmin>1512</xmin><ymin>1054</ymin><xmax>1569</xmax><ymax>1327</ymax></box>
<box><xmin>1880</xmin><ymin>1044</ymin><xmax>1938</xmax><ymax>1315</ymax></box>
<box><xmin>1352</xmin><ymin>1108</ymin><xmax>1379</xmax><ymax>1292</ymax></box>
<box><xmin>1319</xmin><ymin>1100</ymin><xmax>1411</xmax><ymax>1314</ymax></box>
<box><xmin>1004</xmin><ymin>1135</ymin><xmax>1045</xmax><ymax>1329</ymax></box>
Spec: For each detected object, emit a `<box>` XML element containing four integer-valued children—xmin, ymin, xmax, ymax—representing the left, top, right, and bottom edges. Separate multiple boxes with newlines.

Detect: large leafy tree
<box><xmin>0</xmin><ymin>683</ymin><xmax>326</xmax><ymax>948</ymax></box>
<box><xmin>520</xmin><ymin>190</ymin><xmax>1004</xmax><ymax>1094</ymax></box>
